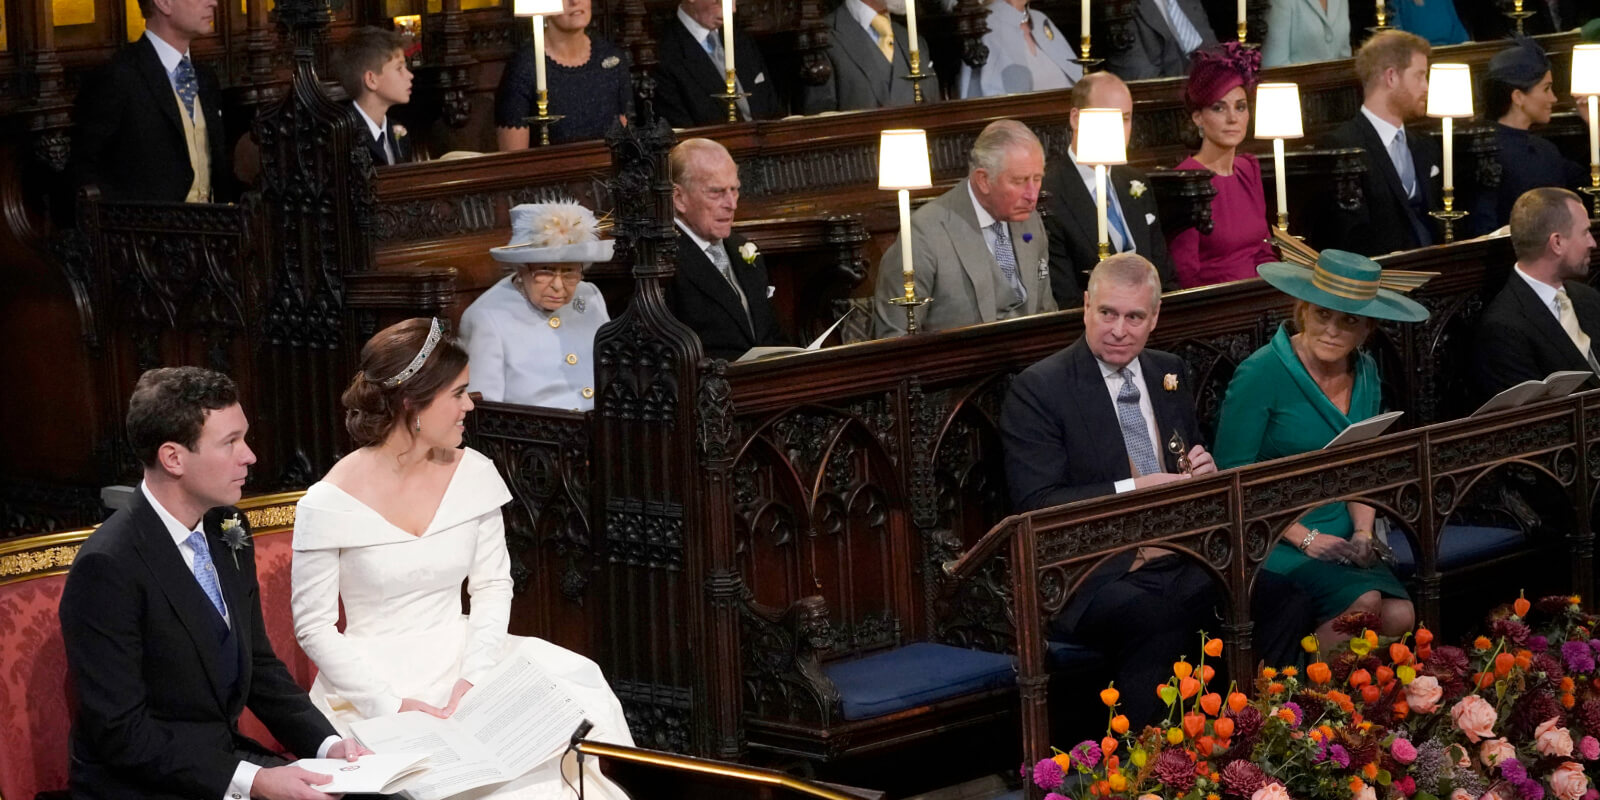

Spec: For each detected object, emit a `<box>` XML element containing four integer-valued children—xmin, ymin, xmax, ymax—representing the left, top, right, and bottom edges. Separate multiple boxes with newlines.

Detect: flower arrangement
<box><xmin>1027</xmin><ymin>595</ymin><xmax>1600</xmax><ymax>800</ymax></box>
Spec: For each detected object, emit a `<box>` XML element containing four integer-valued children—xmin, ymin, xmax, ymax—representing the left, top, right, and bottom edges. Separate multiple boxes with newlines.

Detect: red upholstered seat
<box><xmin>0</xmin><ymin>569</ymin><xmax>74</xmax><ymax>800</ymax></box>
<box><xmin>236</xmin><ymin>526</ymin><xmax>320</xmax><ymax>752</ymax></box>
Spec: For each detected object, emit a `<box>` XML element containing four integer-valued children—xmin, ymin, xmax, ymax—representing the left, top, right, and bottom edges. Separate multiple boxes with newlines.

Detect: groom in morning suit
<box><xmin>60</xmin><ymin>368</ymin><xmax>365</xmax><ymax>800</ymax></box>
<box><xmin>1474</xmin><ymin>187</ymin><xmax>1600</xmax><ymax>399</ymax></box>
<box><xmin>667</xmin><ymin>138</ymin><xmax>788</xmax><ymax>360</ymax></box>
<box><xmin>1000</xmin><ymin>254</ymin><xmax>1312</xmax><ymax>725</ymax></box>
<box><xmin>70</xmin><ymin>0</ymin><xmax>231</xmax><ymax>202</ymax></box>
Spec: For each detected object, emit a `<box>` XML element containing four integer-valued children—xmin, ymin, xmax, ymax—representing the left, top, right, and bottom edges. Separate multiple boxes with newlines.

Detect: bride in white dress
<box><xmin>291</xmin><ymin>317</ymin><xmax>633</xmax><ymax>799</ymax></box>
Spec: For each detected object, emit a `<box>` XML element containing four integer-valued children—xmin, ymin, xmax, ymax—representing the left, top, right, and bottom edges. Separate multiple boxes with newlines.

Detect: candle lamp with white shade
<box><xmin>1254</xmin><ymin>82</ymin><xmax>1303</xmax><ymax>234</ymax></box>
<box><xmin>880</xmin><ymin>129</ymin><xmax>934</xmax><ymax>333</ymax></box>
<box><xmin>1426</xmin><ymin>63</ymin><xmax>1472</xmax><ymax>242</ymax></box>
<box><xmin>514</xmin><ymin>0</ymin><xmax>566</xmax><ymax>145</ymax></box>
<box><xmin>1075</xmin><ymin>108</ymin><xmax>1128</xmax><ymax>261</ymax></box>
<box><xmin>1574</xmin><ymin>45</ymin><xmax>1600</xmax><ymax>215</ymax></box>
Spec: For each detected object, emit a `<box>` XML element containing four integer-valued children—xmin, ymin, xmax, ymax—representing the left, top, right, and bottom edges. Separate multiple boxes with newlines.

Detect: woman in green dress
<box><xmin>1213</xmin><ymin>249</ymin><xmax>1431</xmax><ymax>644</ymax></box>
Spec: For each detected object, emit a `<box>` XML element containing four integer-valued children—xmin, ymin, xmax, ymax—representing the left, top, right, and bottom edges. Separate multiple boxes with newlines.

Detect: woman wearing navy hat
<box><xmin>1213</xmin><ymin>250</ymin><xmax>1432</xmax><ymax>644</ymax></box>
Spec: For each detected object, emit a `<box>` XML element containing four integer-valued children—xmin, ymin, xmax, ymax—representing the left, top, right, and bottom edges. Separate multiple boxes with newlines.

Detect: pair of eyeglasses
<box><xmin>528</xmin><ymin>269</ymin><xmax>583</xmax><ymax>285</ymax></box>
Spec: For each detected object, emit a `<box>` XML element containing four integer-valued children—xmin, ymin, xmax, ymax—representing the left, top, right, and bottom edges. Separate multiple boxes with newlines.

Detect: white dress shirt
<box><xmin>137</xmin><ymin>483</ymin><xmax>338</xmax><ymax>800</ymax></box>
<box><xmin>1093</xmin><ymin>358</ymin><xmax>1161</xmax><ymax>494</ymax></box>
<box><xmin>1360</xmin><ymin>105</ymin><xmax>1411</xmax><ymax>188</ymax></box>
<box><xmin>966</xmin><ymin>180</ymin><xmax>1000</xmax><ymax>258</ymax></box>
<box><xmin>144</xmin><ymin>30</ymin><xmax>192</xmax><ymax>115</ymax></box>
<box><xmin>1069</xmin><ymin>148</ymin><xmax>1133</xmax><ymax>253</ymax></box>
<box><xmin>1514</xmin><ymin>263</ymin><xmax>1564</xmax><ymax>323</ymax></box>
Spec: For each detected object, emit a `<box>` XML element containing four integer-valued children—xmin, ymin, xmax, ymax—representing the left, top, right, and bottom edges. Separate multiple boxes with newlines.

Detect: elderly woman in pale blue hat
<box><xmin>1214</xmin><ymin>250</ymin><xmax>1432</xmax><ymax>645</ymax></box>
<box><xmin>459</xmin><ymin>201</ymin><xmax>613</xmax><ymax>411</ymax></box>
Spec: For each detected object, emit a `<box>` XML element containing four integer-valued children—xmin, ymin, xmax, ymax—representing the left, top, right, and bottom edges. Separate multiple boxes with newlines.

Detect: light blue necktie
<box><xmin>185</xmin><ymin>529</ymin><xmax>229</xmax><ymax>621</ymax></box>
<box><xmin>1115</xmin><ymin>369</ymin><xmax>1161</xmax><ymax>477</ymax></box>
<box><xmin>1389</xmin><ymin>128</ymin><xmax>1418</xmax><ymax>199</ymax></box>
<box><xmin>1106</xmin><ymin>191</ymin><xmax>1134</xmax><ymax>252</ymax></box>
<box><xmin>1162</xmin><ymin>0</ymin><xmax>1205</xmax><ymax>54</ymax></box>
<box><xmin>173</xmin><ymin>56</ymin><xmax>199</xmax><ymax>121</ymax></box>
<box><xmin>990</xmin><ymin>221</ymin><xmax>1026</xmax><ymax>306</ymax></box>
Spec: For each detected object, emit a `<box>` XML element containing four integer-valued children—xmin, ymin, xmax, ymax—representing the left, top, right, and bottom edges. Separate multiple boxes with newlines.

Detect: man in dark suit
<box><xmin>654</xmin><ymin>0</ymin><xmax>782</xmax><ymax>127</ymax></box>
<box><xmin>1475</xmin><ymin>187</ymin><xmax>1600</xmax><ymax>399</ymax></box>
<box><xmin>801</xmin><ymin>0</ymin><xmax>934</xmax><ymax>114</ymax></box>
<box><xmin>1041</xmin><ymin>73</ymin><xmax>1177</xmax><ymax>309</ymax></box>
<box><xmin>1104</xmin><ymin>0</ymin><xmax>1216</xmax><ymax>81</ymax></box>
<box><xmin>1319</xmin><ymin>30</ymin><xmax>1441</xmax><ymax>256</ymax></box>
<box><xmin>1001</xmin><ymin>254</ymin><xmax>1311</xmax><ymax>724</ymax></box>
<box><xmin>59</xmin><ymin>367</ymin><xmax>365</xmax><ymax>799</ymax></box>
<box><xmin>70</xmin><ymin>0</ymin><xmax>230</xmax><ymax>202</ymax></box>
<box><xmin>335</xmin><ymin>27</ymin><xmax>415</xmax><ymax>167</ymax></box>
<box><xmin>667</xmin><ymin>138</ymin><xmax>787</xmax><ymax>360</ymax></box>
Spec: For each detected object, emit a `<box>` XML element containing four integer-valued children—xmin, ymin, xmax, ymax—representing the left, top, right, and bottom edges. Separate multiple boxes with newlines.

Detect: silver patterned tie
<box><xmin>990</xmin><ymin>221</ymin><xmax>1026</xmax><ymax>306</ymax></box>
<box><xmin>1115</xmin><ymin>368</ymin><xmax>1161</xmax><ymax>477</ymax></box>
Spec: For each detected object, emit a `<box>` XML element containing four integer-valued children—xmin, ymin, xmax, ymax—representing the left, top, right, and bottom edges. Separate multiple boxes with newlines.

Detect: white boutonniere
<box><xmin>602</xmin><ymin>55</ymin><xmax>620</xmax><ymax>69</ymax></box>
<box><xmin>1163</xmin><ymin>373</ymin><xmax>1178</xmax><ymax>392</ymax></box>
<box><xmin>392</xmin><ymin>124</ymin><xmax>407</xmax><ymax>140</ymax></box>
<box><xmin>1129</xmin><ymin>180</ymin><xmax>1147</xmax><ymax>199</ymax></box>
<box><xmin>218</xmin><ymin>514</ymin><xmax>250</xmax><ymax>569</ymax></box>
<box><xmin>739</xmin><ymin>241</ymin><xmax>759</xmax><ymax>264</ymax></box>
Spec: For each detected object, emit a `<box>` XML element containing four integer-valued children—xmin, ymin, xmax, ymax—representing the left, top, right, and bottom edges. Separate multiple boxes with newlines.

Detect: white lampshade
<box><xmin>514</xmin><ymin>0</ymin><xmax>563</xmax><ymax>16</ymax></box>
<box><xmin>1574</xmin><ymin>45</ymin><xmax>1600</xmax><ymax>96</ymax></box>
<box><xmin>1075</xmin><ymin>108</ymin><xmax>1127</xmax><ymax>166</ymax></box>
<box><xmin>1254</xmin><ymin>82</ymin><xmax>1304</xmax><ymax>140</ymax></box>
<box><xmin>878</xmin><ymin>129</ymin><xmax>932</xmax><ymax>190</ymax></box>
<box><xmin>1426</xmin><ymin>63</ymin><xmax>1473</xmax><ymax>118</ymax></box>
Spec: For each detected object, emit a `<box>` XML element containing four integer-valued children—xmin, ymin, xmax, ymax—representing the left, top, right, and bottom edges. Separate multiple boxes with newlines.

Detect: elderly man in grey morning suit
<box><xmin>873</xmin><ymin>119</ymin><xmax>1056</xmax><ymax>337</ymax></box>
<box><xmin>802</xmin><ymin>0</ymin><xmax>934</xmax><ymax>113</ymax></box>
<box><xmin>1105</xmin><ymin>0</ymin><xmax>1217</xmax><ymax>80</ymax></box>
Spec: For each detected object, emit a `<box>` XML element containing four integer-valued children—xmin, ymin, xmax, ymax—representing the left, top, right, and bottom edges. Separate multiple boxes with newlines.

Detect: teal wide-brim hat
<box><xmin>1256</xmin><ymin>249</ymin><xmax>1432</xmax><ymax>323</ymax></box>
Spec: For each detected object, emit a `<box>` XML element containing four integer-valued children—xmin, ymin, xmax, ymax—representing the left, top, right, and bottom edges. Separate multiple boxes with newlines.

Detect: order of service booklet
<box><xmin>297</xmin><ymin>752</ymin><xmax>431</xmax><ymax>795</ymax></box>
<box><xmin>346</xmin><ymin>653</ymin><xmax>589</xmax><ymax>800</ymax></box>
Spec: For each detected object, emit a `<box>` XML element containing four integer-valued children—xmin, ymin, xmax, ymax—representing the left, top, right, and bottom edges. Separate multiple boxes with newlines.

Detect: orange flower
<box><xmin>1168</xmin><ymin>727</ymin><xmax>1185</xmax><ymax>745</ymax></box>
<box><xmin>1475</xmin><ymin>671</ymin><xmax>1496</xmax><ymax>689</ymax></box>
<box><xmin>1054</xmin><ymin>753</ymin><xmax>1072</xmax><ymax>771</ymax></box>
<box><xmin>1375</xmin><ymin>666</ymin><xmax>1394</xmax><ymax>686</ymax></box>
<box><xmin>1364</xmin><ymin>630</ymin><xmax>1380</xmax><ymax>647</ymax></box>
<box><xmin>1417</xmin><ymin>643</ymin><xmax>1432</xmax><ymax>660</ymax></box>
<box><xmin>1174</xmin><ymin>660</ymin><xmax>1194</xmax><ymax>680</ymax></box>
<box><xmin>1102</xmin><ymin>737</ymin><xmax>1119</xmax><ymax>757</ymax></box>
<box><xmin>1183</xmin><ymin>713</ymin><xmax>1206</xmax><ymax>738</ymax></box>
<box><xmin>1179</xmin><ymin>676</ymin><xmax>1201</xmax><ymax>700</ymax></box>
<box><xmin>1474</xmin><ymin>636</ymin><xmax>1493</xmax><ymax>651</ymax></box>
<box><xmin>1204</xmin><ymin>637</ymin><xmax>1224</xmax><ymax>658</ymax></box>
<box><xmin>1307</xmin><ymin>662</ymin><xmax>1332</xmax><ymax>684</ymax></box>
<box><xmin>1108</xmin><ymin>774</ymin><xmax>1127</xmax><ymax>792</ymax></box>
<box><xmin>1195</xmin><ymin>736</ymin><xmax>1215</xmax><ymax>757</ymax></box>
<box><xmin>1111</xmin><ymin>714</ymin><xmax>1130</xmax><ymax>734</ymax></box>
<box><xmin>1350</xmin><ymin>778</ymin><xmax>1367</xmax><ymax>794</ymax></box>
<box><xmin>1327</xmin><ymin>691</ymin><xmax>1355</xmax><ymax>712</ymax></box>
<box><xmin>1561</xmin><ymin>677</ymin><xmax>1577</xmax><ymax>693</ymax></box>
<box><xmin>1261</xmin><ymin>667</ymin><xmax>1278</xmax><ymax>679</ymax></box>
<box><xmin>1101</xmin><ymin>686</ymin><xmax>1121</xmax><ymax>707</ymax></box>
<box><xmin>1494</xmin><ymin>652</ymin><xmax>1515</xmax><ymax>677</ymax></box>
<box><xmin>1268</xmin><ymin>682</ymin><xmax>1286</xmax><ymax>695</ymax></box>
<box><xmin>1349</xmin><ymin>669</ymin><xmax>1372</xmax><ymax>689</ymax></box>
<box><xmin>1227</xmin><ymin>692</ymin><xmax>1249</xmax><ymax>713</ymax></box>
<box><xmin>1563</xmin><ymin>693</ymin><xmax>1577</xmax><ymax>709</ymax></box>
<box><xmin>1515</xmin><ymin>652</ymin><xmax>1534</xmax><ymax>671</ymax></box>
<box><xmin>1389</xmin><ymin>642</ymin><xmax>1413</xmax><ymax>664</ymax></box>
<box><xmin>1415</xmin><ymin>627</ymin><xmax>1434</xmax><ymax>646</ymax></box>
<box><xmin>1393</xmin><ymin>700</ymin><xmax>1410</xmax><ymax>718</ymax></box>
<box><xmin>1360</xmin><ymin>685</ymin><xmax>1382</xmax><ymax>704</ymax></box>
<box><xmin>1200</xmin><ymin>693</ymin><xmax>1222</xmax><ymax>716</ymax></box>
<box><xmin>1213</xmin><ymin>716</ymin><xmax>1235</xmax><ymax>739</ymax></box>
<box><xmin>1363</xmin><ymin>762</ymin><xmax>1379</xmax><ymax>780</ymax></box>
<box><xmin>1107</xmin><ymin>755</ymin><xmax>1119</xmax><ymax>772</ymax></box>
<box><xmin>1515</xmin><ymin>594</ymin><xmax>1531</xmax><ymax>617</ymax></box>
<box><xmin>1282</xmin><ymin>666</ymin><xmax>1299</xmax><ymax>677</ymax></box>
<box><xmin>1200</xmin><ymin>665</ymin><xmax>1216</xmax><ymax>684</ymax></box>
<box><xmin>1320</xmin><ymin>725</ymin><xmax>1335</xmax><ymax>741</ymax></box>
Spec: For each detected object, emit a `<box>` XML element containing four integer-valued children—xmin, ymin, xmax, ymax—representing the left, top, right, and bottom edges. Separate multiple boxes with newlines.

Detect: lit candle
<box><xmin>1375</xmin><ymin>0</ymin><xmax>1384</xmax><ymax>25</ymax></box>
<box><xmin>1441</xmin><ymin>116</ymin><xmax>1454</xmax><ymax>192</ymax></box>
<box><xmin>532</xmin><ymin>16</ymin><xmax>546</xmax><ymax>95</ymax></box>
<box><xmin>1589</xmin><ymin>96</ymin><xmax>1599</xmax><ymax>168</ymax></box>
<box><xmin>1237</xmin><ymin>0</ymin><xmax>1246</xmax><ymax>27</ymax></box>
<box><xmin>1095</xmin><ymin>164</ymin><xmax>1109</xmax><ymax>252</ymax></box>
<box><xmin>1273</xmin><ymin>138</ymin><xmax>1288</xmax><ymax>222</ymax></box>
<box><xmin>1080</xmin><ymin>0</ymin><xmax>1089</xmax><ymax>45</ymax></box>
<box><xmin>905</xmin><ymin>0</ymin><xmax>918</xmax><ymax>58</ymax></box>
<box><xmin>721</xmin><ymin>0</ymin><xmax>736</xmax><ymax>78</ymax></box>
<box><xmin>898</xmin><ymin>189</ymin><xmax>914</xmax><ymax>296</ymax></box>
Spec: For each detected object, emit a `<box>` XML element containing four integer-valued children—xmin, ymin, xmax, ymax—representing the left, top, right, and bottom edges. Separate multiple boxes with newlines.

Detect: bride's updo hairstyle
<box><xmin>343</xmin><ymin>317</ymin><xmax>469</xmax><ymax>448</ymax></box>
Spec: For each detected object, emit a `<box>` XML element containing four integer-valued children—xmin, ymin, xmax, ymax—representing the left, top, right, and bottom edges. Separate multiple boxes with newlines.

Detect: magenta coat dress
<box><xmin>1170</xmin><ymin>153</ymin><xmax>1278</xmax><ymax>289</ymax></box>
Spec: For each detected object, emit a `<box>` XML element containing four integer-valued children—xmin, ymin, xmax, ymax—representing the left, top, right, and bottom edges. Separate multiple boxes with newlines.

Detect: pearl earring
<box><xmin>414</xmin><ymin>417</ymin><xmax>421</xmax><ymax>432</ymax></box>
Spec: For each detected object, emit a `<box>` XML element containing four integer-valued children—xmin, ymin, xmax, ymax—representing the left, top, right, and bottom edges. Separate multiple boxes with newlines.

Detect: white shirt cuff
<box><xmin>227</xmin><ymin>761</ymin><xmax>261</xmax><ymax>800</ymax></box>
<box><xmin>1113</xmin><ymin>478</ymin><xmax>1136</xmax><ymax>494</ymax></box>
<box><xmin>316</xmin><ymin>735</ymin><xmax>341</xmax><ymax>758</ymax></box>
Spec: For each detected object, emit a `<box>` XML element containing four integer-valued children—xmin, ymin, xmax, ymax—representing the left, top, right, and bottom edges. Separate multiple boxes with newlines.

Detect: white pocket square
<box><xmin>766</xmin><ymin>285</ymin><xmax>776</xmax><ymax>299</ymax></box>
<box><xmin>1430</xmin><ymin>165</ymin><xmax>1440</xmax><ymax>177</ymax></box>
<box><xmin>754</xmin><ymin>72</ymin><xmax>766</xmax><ymax>84</ymax></box>
<box><xmin>1145</xmin><ymin>213</ymin><xmax>1156</xmax><ymax>225</ymax></box>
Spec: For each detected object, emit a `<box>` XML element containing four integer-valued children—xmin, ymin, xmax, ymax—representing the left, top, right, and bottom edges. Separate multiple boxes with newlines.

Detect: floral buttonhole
<box><xmin>1129</xmin><ymin>180</ymin><xmax>1146</xmax><ymax>199</ymax></box>
<box><xmin>1163</xmin><ymin>373</ymin><xmax>1178</xmax><ymax>391</ymax></box>
<box><xmin>739</xmin><ymin>241</ymin><xmax>760</xmax><ymax>264</ymax></box>
<box><xmin>219</xmin><ymin>514</ymin><xmax>251</xmax><ymax>569</ymax></box>
<box><xmin>602</xmin><ymin>55</ymin><xmax>621</xmax><ymax>69</ymax></box>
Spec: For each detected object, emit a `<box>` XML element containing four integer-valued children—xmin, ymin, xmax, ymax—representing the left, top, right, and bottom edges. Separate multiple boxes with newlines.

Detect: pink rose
<box><xmin>1354</xmin><ymin>785</ymin><xmax>1377</xmax><ymax>800</ymax></box>
<box><xmin>1392</xmin><ymin>737</ymin><xmax>1418</xmax><ymax>764</ymax></box>
<box><xmin>1451</xmin><ymin>744</ymin><xmax>1472</xmax><ymax>767</ymax></box>
<box><xmin>1407</xmin><ymin>675</ymin><xmax>1444</xmax><ymax>713</ymax></box>
<box><xmin>1484</xmin><ymin>790</ymin><xmax>1507</xmax><ymax>800</ymax></box>
<box><xmin>1552</xmin><ymin>761</ymin><xmax>1590</xmax><ymax>800</ymax></box>
<box><xmin>1482</xmin><ymin>738</ymin><xmax>1517</xmax><ymax>768</ymax></box>
<box><xmin>1582</xmin><ymin>736</ymin><xmax>1600</xmax><ymax>761</ymax></box>
<box><xmin>1540</xmin><ymin>718</ymin><xmax>1577</xmax><ymax>758</ymax></box>
<box><xmin>1450</xmin><ymin>790</ymin><xmax>1475</xmax><ymax>800</ymax></box>
<box><xmin>1253</xmin><ymin>784</ymin><xmax>1292</xmax><ymax>800</ymax></box>
<box><xmin>1140</xmin><ymin>795</ymin><xmax>1163</xmax><ymax>800</ymax></box>
<box><xmin>1453</xmin><ymin>695</ymin><xmax>1499</xmax><ymax>743</ymax></box>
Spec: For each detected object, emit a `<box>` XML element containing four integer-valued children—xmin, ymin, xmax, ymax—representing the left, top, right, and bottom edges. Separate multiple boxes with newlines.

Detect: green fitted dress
<box><xmin>1213</xmin><ymin>324</ymin><xmax>1409</xmax><ymax>621</ymax></box>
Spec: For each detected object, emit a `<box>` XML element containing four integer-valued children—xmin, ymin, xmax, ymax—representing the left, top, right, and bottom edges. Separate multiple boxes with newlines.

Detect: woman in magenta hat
<box><xmin>1169</xmin><ymin>44</ymin><xmax>1278</xmax><ymax>290</ymax></box>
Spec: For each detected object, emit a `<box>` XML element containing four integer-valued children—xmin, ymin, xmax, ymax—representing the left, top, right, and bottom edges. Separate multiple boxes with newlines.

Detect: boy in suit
<box><xmin>335</xmin><ymin>27</ymin><xmax>414</xmax><ymax>167</ymax></box>
<box><xmin>59</xmin><ymin>367</ymin><xmax>366</xmax><ymax>799</ymax></box>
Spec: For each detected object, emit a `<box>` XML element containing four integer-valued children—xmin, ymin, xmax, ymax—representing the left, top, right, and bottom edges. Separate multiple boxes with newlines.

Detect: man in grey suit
<box><xmin>874</xmin><ymin>119</ymin><xmax>1056</xmax><ymax>337</ymax></box>
<box><xmin>802</xmin><ymin>0</ymin><xmax>935</xmax><ymax>113</ymax></box>
<box><xmin>1105</xmin><ymin>0</ymin><xmax>1216</xmax><ymax>80</ymax></box>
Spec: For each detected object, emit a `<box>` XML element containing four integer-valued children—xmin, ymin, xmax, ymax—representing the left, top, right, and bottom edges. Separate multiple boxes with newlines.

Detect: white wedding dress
<box><xmin>291</xmin><ymin>447</ymin><xmax>633</xmax><ymax>800</ymax></box>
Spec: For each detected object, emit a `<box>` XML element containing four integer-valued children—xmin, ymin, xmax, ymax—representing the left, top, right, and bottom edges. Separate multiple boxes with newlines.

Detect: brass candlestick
<box><xmin>1237</xmin><ymin>20</ymin><xmax>1253</xmax><ymax>47</ymax></box>
<box><xmin>1582</xmin><ymin>165</ymin><xmax>1600</xmax><ymax>216</ymax></box>
<box><xmin>1428</xmin><ymin>187</ymin><xmax>1468</xmax><ymax>243</ymax></box>
<box><xmin>712</xmin><ymin>70</ymin><xmax>748</xmax><ymax>123</ymax></box>
<box><xmin>1503</xmin><ymin>0</ymin><xmax>1535</xmax><ymax>34</ymax></box>
<box><xmin>1277</xmin><ymin>210</ymin><xmax>1290</xmax><ymax>233</ymax></box>
<box><xmin>528</xmin><ymin>89</ymin><xmax>564</xmax><ymax>146</ymax></box>
<box><xmin>901</xmin><ymin>50</ymin><xmax>936</xmax><ymax>103</ymax></box>
<box><xmin>1097</xmin><ymin>239</ymin><xmax>1110</xmax><ymax>260</ymax></box>
<box><xmin>888</xmin><ymin>278</ymin><xmax>932</xmax><ymax>334</ymax></box>
<box><xmin>1079</xmin><ymin>34</ymin><xmax>1103</xmax><ymax>71</ymax></box>
<box><xmin>1370</xmin><ymin>0</ymin><xmax>1391</xmax><ymax>32</ymax></box>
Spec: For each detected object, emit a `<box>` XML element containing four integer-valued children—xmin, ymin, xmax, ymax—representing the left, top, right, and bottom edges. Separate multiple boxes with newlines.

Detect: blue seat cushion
<box><xmin>822</xmin><ymin>642</ymin><xmax>1016</xmax><ymax>721</ymax></box>
<box><xmin>1387</xmin><ymin>525</ymin><xmax>1526</xmax><ymax>577</ymax></box>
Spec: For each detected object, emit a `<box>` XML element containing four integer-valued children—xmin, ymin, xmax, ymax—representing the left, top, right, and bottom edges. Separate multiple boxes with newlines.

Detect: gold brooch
<box><xmin>1163</xmin><ymin>373</ymin><xmax>1178</xmax><ymax>391</ymax></box>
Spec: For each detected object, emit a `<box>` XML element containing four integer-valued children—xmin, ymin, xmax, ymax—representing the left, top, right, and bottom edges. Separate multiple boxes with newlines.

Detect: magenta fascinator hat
<box><xmin>1184</xmin><ymin>42</ymin><xmax>1262</xmax><ymax>112</ymax></box>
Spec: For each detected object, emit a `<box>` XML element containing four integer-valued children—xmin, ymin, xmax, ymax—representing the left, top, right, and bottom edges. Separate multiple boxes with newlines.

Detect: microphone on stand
<box><xmin>567</xmin><ymin>719</ymin><xmax>595</xmax><ymax>799</ymax></box>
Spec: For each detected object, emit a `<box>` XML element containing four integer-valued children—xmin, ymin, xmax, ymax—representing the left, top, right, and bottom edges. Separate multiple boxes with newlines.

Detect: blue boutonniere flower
<box><xmin>219</xmin><ymin>514</ymin><xmax>250</xmax><ymax>568</ymax></box>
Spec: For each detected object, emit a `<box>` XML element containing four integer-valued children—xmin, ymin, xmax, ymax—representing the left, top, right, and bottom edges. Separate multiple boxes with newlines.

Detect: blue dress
<box><xmin>1213</xmin><ymin>325</ymin><xmax>1409</xmax><ymax>621</ymax></box>
<box><xmin>1393</xmin><ymin>0</ymin><xmax>1468</xmax><ymax>45</ymax></box>
<box><xmin>1469</xmin><ymin>124</ymin><xmax>1588</xmax><ymax>236</ymax></box>
<box><xmin>494</xmin><ymin>37</ymin><xmax>632</xmax><ymax>146</ymax></box>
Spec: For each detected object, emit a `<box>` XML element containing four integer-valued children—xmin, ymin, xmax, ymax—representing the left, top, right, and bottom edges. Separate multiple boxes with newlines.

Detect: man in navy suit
<box><xmin>666</xmin><ymin>138</ymin><xmax>787</xmax><ymax>360</ymax></box>
<box><xmin>59</xmin><ymin>368</ymin><xmax>366</xmax><ymax>799</ymax></box>
<box><xmin>1320</xmin><ymin>30</ymin><xmax>1441</xmax><ymax>256</ymax></box>
<box><xmin>70</xmin><ymin>0</ymin><xmax>231</xmax><ymax>202</ymax></box>
<box><xmin>1474</xmin><ymin>187</ymin><xmax>1600</xmax><ymax>399</ymax></box>
<box><xmin>1001</xmin><ymin>254</ymin><xmax>1311</xmax><ymax>724</ymax></box>
<box><xmin>653</xmin><ymin>0</ymin><xmax>782</xmax><ymax>127</ymax></box>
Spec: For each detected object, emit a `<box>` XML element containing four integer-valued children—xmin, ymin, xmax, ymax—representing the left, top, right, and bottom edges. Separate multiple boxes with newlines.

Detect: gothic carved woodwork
<box><xmin>794</xmin><ymin>0</ymin><xmax>833</xmax><ymax>86</ymax></box>
<box><xmin>1144</xmin><ymin>168</ymin><xmax>1219</xmax><ymax>236</ymax></box>
<box><xmin>421</xmin><ymin>0</ymin><xmax>478</xmax><ymax>129</ymax></box>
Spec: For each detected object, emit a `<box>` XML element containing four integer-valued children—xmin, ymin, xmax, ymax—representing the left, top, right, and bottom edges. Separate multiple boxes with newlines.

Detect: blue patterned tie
<box><xmin>185</xmin><ymin>530</ymin><xmax>228</xmax><ymax>621</ymax></box>
<box><xmin>1115</xmin><ymin>368</ymin><xmax>1161</xmax><ymax>477</ymax></box>
<box><xmin>174</xmin><ymin>56</ymin><xmax>199</xmax><ymax>121</ymax></box>
<box><xmin>1106</xmin><ymin>191</ymin><xmax>1133</xmax><ymax>252</ymax></box>
<box><xmin>990</xmin><ymin>221</ymin><xmax>1026</xmax><ymax>304</ymax></box>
